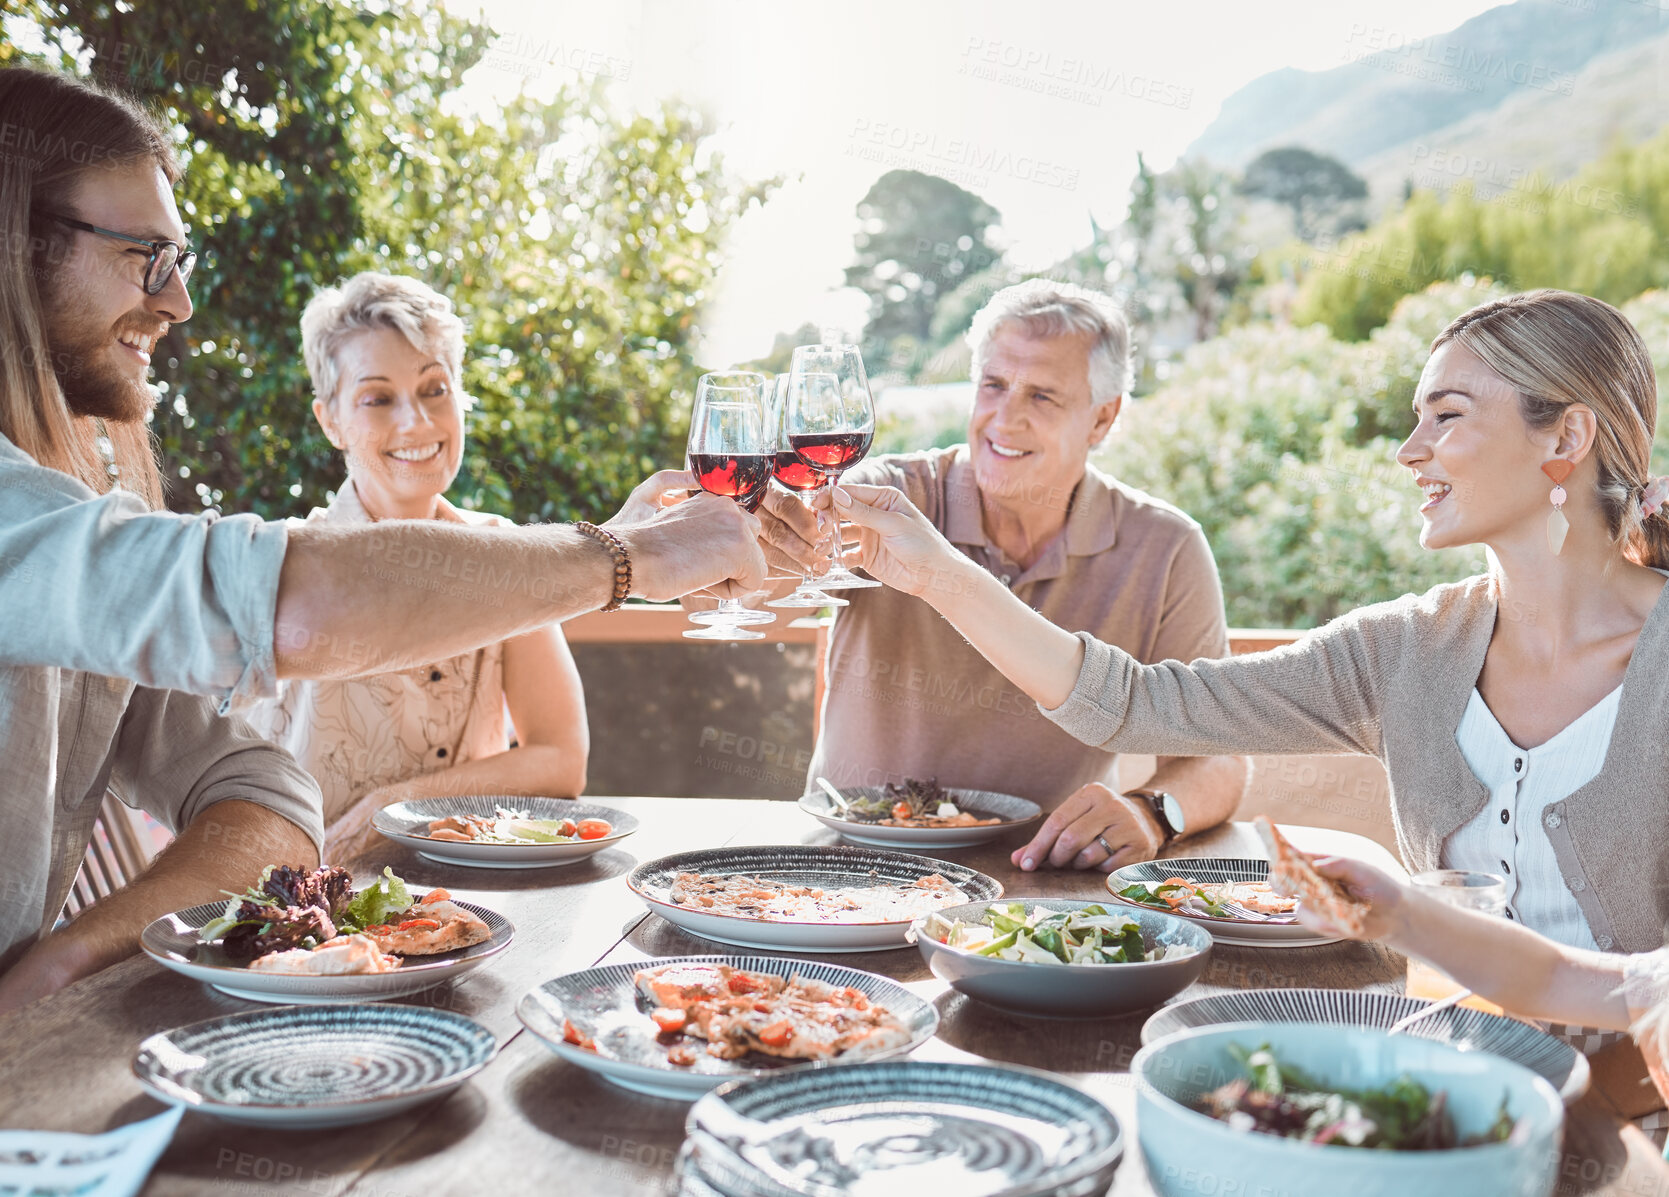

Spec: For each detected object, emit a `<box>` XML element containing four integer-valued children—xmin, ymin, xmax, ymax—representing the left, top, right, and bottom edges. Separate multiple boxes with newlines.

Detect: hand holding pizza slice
<box><xmin>1253</xmin><ymin>816</ymin><xmax>1374</xmax><ymax>938</ymax></box>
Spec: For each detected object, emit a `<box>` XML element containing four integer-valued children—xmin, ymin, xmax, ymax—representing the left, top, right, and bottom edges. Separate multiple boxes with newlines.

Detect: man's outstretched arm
<box><xmin>274</xmin><ymin>469</ymin><xmax>766</xmax><ymax>678</ymax></box>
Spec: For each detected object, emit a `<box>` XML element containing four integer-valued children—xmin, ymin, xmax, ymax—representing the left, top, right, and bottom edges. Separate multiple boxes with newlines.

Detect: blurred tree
<box><xmin>1239</xmin><ymin>146</ymin><xmax>1367</xmax><ymax>242</ymax></box>
<box><xmin>1292</xmin><ymin>127</ymin><xmax>1669</xmax><ymax>341</ymax></box>
<box><xmin>2</xmin><ymin>0</ymin><xmax>764</xmax><ymax>521</ymax></box>
<box><xmin>845</xmin><ymin>169</ymin><xmax>1002</xmax><ymax>371</ymax></box>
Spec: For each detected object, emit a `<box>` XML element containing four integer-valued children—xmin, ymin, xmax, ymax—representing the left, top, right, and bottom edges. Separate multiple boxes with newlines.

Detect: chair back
<box><xmin>62</xmin><ymin>793</ymin><xmax>158</xmax><ymax>919</ymax></box>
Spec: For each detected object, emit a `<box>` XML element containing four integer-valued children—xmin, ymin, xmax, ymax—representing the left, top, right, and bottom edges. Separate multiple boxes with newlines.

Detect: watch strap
<box><xmin>1126</xmin><ymin>788</ymin><xmax>1179</xmax><ymax>846</ymax></box>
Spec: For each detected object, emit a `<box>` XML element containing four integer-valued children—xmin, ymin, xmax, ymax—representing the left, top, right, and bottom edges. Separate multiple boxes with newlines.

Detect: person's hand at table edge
<box><xmin>1010</xmin><ymin>782</ymin><xmax>1163</xmax><ymax>873</ymax></box>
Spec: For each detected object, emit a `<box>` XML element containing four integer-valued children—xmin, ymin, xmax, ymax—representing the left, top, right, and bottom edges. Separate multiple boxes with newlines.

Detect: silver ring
<box><xmin>1096</xmin><ymin>834</ymin><xmax>1115</xmax><ymax>857</ymax></box>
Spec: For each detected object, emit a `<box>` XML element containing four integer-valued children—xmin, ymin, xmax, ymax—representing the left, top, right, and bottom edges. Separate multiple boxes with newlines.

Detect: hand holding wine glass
<box><xmin>683</xmin><ymin>372</ymin><xmax>777</xmax><ymax>640</ymax></box>
<box><xmin>785</xmin><ymin>344</ymin><xmax>877</xmax><ymax>590</ymax></box>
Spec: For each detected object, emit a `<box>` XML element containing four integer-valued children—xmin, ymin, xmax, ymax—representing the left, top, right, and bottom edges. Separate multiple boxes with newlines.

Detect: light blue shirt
<box><xmin>0</xmin><ymin>434</ymin><xmax>323</xmax><ymax>972</ymax></box>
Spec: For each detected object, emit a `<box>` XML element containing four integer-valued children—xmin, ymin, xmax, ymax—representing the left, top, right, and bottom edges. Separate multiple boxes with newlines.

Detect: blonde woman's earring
<box><xmin>1543</xmin><ymin>459</ymin><xmax>1574</xmax><ymax>555</ymax></box>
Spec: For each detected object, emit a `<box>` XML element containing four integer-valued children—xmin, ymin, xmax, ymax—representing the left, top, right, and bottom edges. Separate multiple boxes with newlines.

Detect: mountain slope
<box><xmin>1188</xmin><ymin>0</ymin><xmax>1669</xmax><ymax>169</ymax></box>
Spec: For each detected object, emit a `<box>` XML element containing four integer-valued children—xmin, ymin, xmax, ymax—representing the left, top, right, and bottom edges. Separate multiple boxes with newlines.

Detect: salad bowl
<box><xmin>909</xmin><ymin>898</ymin><xmax>1213</xmax><ymax>1018</ymax></box>
<box><xmin>372</xmin><ymin>796</ymin><xmax>638</xmax><ymax>869</ymax></box>
<box><xmin>1133</xmin><ymin>1021</ymin><xmax>1563</xmax><ymax>1197</ymax></box>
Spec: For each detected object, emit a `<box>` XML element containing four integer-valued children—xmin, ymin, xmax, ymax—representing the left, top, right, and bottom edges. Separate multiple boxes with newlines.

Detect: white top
<box><xmin>1444</xmin><ymin>684</ymin><xmax>1623</xmax><ymax>951</ymax></box>
<box><xmin>239</xmin><ymin>480</ymin><xmax>511</xmax><ymax>825</ymax></box>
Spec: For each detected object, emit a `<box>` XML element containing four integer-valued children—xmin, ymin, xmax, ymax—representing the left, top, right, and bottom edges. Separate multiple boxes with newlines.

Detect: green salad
<box><xmin>1198</xmin><ymin>1043</ymin><xmax>1517</xmax><ymax>1150</ymax></box>
<box><xmin>918</xmin><ymin>902</ymin><xmax>1197</xmax><ymax>965</ymax></box>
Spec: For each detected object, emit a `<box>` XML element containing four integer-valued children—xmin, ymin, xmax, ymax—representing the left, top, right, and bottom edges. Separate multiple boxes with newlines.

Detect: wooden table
<box><xmin>1</xmin><ymin>798</ymin><xmax>1664</xmax><ymax>1196</ymax></box>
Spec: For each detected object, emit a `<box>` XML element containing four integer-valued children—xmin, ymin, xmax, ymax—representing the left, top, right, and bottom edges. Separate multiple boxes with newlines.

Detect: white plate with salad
<box><xmin>140</xmin><ymin>866</ymin><xmax>514</xmax><ymax>1003</ymax></box>
<box><xmin>372</xmin><ymin>796</ymin><xmax>638</xmax><ymax>869</ymax></box>
<box><xmin>910</xmin><ymin>899</ymin><xmax>1212</xmax><ymax>1018</ymax></box>
<box><xmin>1108</xmin><ymin>858</ymin><xmax>1339</xmax><ymax>947</ymax></box>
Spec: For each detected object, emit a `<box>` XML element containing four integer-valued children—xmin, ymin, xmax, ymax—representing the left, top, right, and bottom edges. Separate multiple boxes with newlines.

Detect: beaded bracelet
<box><xmin>574</xmin><ymin>521</ymin><xmax>632</xmax><ymax>612</ymax></box>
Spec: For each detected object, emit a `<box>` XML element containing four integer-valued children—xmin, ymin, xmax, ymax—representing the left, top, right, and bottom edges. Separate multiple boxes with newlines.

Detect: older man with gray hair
<box><xmin>794</xmin><ymin>278</ymin><xmax>1246</xmax><ymax>871</ymax></box>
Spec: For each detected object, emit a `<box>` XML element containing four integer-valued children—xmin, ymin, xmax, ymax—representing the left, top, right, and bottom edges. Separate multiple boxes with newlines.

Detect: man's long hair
<box><xmin>0</xmin><ymin>66</ymin><xmax>175</xmax><ymax>508</ymax></box>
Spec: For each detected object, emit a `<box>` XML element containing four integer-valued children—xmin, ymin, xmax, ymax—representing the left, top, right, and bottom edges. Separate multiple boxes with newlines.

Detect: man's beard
<box><xmin>40</xmin><ymin>289</ymin><xmax>158</xmax><ymax>424</ymax></box>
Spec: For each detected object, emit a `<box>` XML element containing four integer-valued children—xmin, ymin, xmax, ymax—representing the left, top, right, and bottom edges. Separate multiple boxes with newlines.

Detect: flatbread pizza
<box><xmin>1254</xmin><ymin>816</ymin><xmax>1370</xmax><ymax>936</ymax></box>
<box><xmin>364</xmin><ymin>889</ymin><xmax>492</xmax><ymax>955</ymax></box>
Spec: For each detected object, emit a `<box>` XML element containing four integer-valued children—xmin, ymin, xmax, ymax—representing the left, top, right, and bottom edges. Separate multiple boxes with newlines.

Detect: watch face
<box><xmin>1161</xmin><ymin>792</ymin><xmax>1186</xmax><ymax>835</ymax></box>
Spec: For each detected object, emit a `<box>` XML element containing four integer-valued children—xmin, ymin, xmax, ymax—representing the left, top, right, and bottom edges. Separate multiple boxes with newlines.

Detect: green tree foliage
<box><xmin>1238</xmin><ymin>146</ymin><xmax>1367</xmax><ymax>242</ymax></box>
<box><xmin>4</xmin><ymin>1</ymin><xmax>762</xmax><ymax>521</ymax></box>
<box><xmin>1099</xmin><ymin>281</ymin><xmax>1505</xmax><ymax>628</ymax></box>
<box><xmin>845</xmin><ymin>169</ymin><xmax>1002</xmax><ymax>375</ymax></box>
<box><xmin>1291</xmin><ymin>128</ymin><xmax>1669</xmax><ymax>341</ymax></box>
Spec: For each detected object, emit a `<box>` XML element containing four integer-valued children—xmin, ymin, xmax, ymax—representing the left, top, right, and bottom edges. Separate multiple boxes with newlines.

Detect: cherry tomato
<box><xmin>757</xmin><ymin>1021</ymin><xmax>794</xmax><ymax>1047</ymax></box>
<box><xmin>419</xmin><ymin>888</ymin><xmax>451</xmax><ymax>904</ymax></box>
<box><xmin>892</xmin><ymin>801</ymin><xmax>913</xmax><ymax>821</ymax></box>
<box><xmin>576</xmin><ymin>819</ymin><xmax>612</xmax><ymax>840</ymax></box>
<box><xmin>651</xmin><ymin>1007</ymin><xmax>687</xmax><ymax>1033</ymax></box>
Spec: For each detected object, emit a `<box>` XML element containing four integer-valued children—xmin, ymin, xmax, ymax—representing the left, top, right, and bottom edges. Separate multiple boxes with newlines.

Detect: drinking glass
<box><xmin>766</xmin><ymin>373</ymin><xmax>849</xmax><ymax>610</ymax></box>
<box><xmin>684</xmin><ymin>371</ymin><xmax>776</xmax><ymax>640</ymax></box>
<box><xmin>1405</xmin><ymin>869</ymin><xmax>1508</xmax><ymax>1014</ymax></box>
<box><xmin>785</xmin><ymin>344</ymin><xmax>878</xmax><ymax>590</ymax></box>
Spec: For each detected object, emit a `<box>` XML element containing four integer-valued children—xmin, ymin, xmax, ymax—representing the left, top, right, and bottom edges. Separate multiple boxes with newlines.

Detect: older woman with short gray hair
<box><xmin>243</xmin><ymin>271</ymin><xmax>590</xmax><ymax>859</ymax></box>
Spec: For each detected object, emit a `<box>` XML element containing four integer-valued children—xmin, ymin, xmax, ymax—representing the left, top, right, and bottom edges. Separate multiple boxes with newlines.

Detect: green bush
<box><xmin>1291</xmin><ymin>128</ymin><xmax>1669</xmax><ymax>341</ymax></box>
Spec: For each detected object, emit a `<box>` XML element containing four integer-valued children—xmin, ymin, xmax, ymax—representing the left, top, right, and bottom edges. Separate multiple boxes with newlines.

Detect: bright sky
<box><xmin>449</xmin><ymin>0</ymin><xmax>1506</xmax><ymax>366</ymax></box>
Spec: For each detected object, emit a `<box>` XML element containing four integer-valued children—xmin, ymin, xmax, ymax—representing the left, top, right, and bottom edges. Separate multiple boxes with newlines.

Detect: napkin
<box><xmin>0</xmin><ymin>1107</ymin><xmax>183</xmax><ymax>1197</ymax></box>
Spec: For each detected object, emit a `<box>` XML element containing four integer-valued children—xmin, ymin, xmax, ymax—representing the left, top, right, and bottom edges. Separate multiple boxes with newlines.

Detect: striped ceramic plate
<box><xmin>629</xmin><ymin>844</ymin><xmax>1003</xmax><ymax>952</ymax></box>
<box><xmin>1142</xmin><ymin>987</ymin><xmax>1589</xmax><ymax>1101</ymax></box>
<box><xmin>684</xmin><ymin>1060</ymin><xmax>1124</xmax><ymax>1197</ymax></box>
<box><xmin>1108</xmin><ymin>857</ymin><xmax>1337</xmax><ymax>947</ymax></box>
<box><xmin>134</xmin><ymin>1003</ymin><xmax>496</xmax><ymax>1127</ymax></box>
<box><xmin>140</xmin><ymin>897</ymin><xmax>513</xmax><ymax>1004</ymax></box>
<box><xmin>798</xmin><ymin>785</ymin><xmax>1041</xmax><ymax>848</ymax></box>
<box><xmin>518</xmin><ymin>954</ymin><xmax>939</xmax><ymax>1100</ymax></box>
<box><xmin>372</xmin><ymin>796</ymin><xmax>638</xmax><ymax>869</ymax></box>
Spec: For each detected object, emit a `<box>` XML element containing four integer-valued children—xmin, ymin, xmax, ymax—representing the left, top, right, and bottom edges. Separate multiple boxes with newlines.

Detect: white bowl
<box><xmin>1132</xmin><ymin>1021</ymin><xmax>1563</xmax><ymax>1197</ymax></box>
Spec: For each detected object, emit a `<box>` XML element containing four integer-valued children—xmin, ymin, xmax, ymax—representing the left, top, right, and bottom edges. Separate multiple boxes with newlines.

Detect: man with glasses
<box><xmin>0</xmin><ymin>66</ymin><xmax>767</xmax><ymax>1009</ymax></box>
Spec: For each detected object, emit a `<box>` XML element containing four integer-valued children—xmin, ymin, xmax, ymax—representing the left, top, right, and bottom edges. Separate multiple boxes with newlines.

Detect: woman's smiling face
<box><xmin>313</xmin><ymin>325</ymin><xmax>464</xmax><ymax>516</ymax></box>
<box><xmin>1396</xmin><ymin>340</ymin><xmax>1559</xmax><ymax>552</ymax></box>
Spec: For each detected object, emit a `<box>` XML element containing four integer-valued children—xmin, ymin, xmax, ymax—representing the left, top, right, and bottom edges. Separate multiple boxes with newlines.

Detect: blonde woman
<box><xmin>243</xmin><ymin>273</ymin><xmax>589</xmax><ymax>860</ymax></box>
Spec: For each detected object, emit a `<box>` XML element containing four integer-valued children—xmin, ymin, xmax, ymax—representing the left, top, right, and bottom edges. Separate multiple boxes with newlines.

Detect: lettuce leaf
<box><xmin>339</xmin><ymin>867</ymin><xmax>412</xmax><ymax>931</ymax></box>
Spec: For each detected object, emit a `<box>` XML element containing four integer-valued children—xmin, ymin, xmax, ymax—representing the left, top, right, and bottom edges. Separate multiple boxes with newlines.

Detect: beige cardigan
<box><xmin>1043</xmin><ymin>573</ymin><xmax>1669</xmax><ymax>954</ymax></box>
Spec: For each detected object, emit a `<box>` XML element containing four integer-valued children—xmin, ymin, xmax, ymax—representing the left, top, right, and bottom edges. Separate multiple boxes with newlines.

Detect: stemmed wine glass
<box><xmin>766</xmin><ymin>373</ymin><xmax>849</xmax><ymax>610</ymax></box>
<box><xmin>785</xmin><ymin>344</ymin><xmax>878</xmax><ymax>590</ymax></box>
<box><xmin>684</xmin><ymin>371</ymin><xmax>776</xmax><ymax>640</ymax></box>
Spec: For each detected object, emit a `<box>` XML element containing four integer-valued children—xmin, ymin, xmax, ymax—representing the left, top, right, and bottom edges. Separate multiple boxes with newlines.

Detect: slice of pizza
<box><xmin>367</xmin><ymin>891</ymin><xmax>493</xmax><ymax>955</ymax></box>
<box><xmin>1253</xmin><ymin>816</ymin><xmax>1369</xmax><ymax>937</ymax></box>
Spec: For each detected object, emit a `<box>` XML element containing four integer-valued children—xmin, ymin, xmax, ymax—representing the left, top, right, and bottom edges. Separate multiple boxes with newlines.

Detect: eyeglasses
<box><xmin>37</xmin><ymin>210</ymin><xmax>197</xmax><ymax>296</ymax></box>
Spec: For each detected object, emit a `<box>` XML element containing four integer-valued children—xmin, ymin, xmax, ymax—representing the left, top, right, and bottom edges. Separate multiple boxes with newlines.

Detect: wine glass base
<box><xmin>766</xmin><ymin>587</ymin><xmax>849</xmax><ymax>609</ymax></box>
<box><xmin>688</xmin><ymin>607</ymin><xmax>776</xmax><ymax>626</ymax></box>
<box><xmin>683</xmin><ymin>624</ymin><xmax>767</xmax><ymax>641</ymax></box>
<box><xmin>817</xmin><ymin>566</ymin><xmax>881</xmax><ymax>590</ymax></box>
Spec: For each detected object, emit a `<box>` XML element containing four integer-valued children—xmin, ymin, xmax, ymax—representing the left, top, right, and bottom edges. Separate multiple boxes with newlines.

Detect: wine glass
<box><xmin>786</xmin><ymin>344</ymin><xmax>878</xmax><ymax>589</ymax></box>
<box><xmin>684</xmin><ymin>371</ymin><xmax>776</xmax><ymax>641</ymax></box>
<box><xmin>765</xmin><ymin>373</ymin><xmax>849</xmax><ymax>611</ymax></box>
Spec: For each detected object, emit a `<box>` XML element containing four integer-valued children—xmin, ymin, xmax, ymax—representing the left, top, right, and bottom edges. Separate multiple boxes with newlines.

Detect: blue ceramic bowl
<box><xmin>1132</xmin><ymin>1021</ymin><xmax>1563</xmax><ymax>1197</ymax></box>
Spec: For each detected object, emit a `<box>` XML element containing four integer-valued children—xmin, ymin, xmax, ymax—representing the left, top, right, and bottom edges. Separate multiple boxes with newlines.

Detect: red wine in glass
<box><xmin>790</xmin><ymin>430</ymin><xmax>872</xmax><ymax>474</ymax></box>
<box><xmin>692</xmin><ymin>452</ymin><xmax>773</xmax><ymax>511</ymax></box>
<box><xmin>772</xmin><ymin>451</ymin><xmax>825</xmax><ymax>493</ymax></box>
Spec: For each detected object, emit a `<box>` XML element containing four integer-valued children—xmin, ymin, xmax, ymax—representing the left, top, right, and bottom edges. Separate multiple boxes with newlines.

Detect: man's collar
<box><xmin>944</xmin><ymin>445</ymin><xmax>1119</xmax><ymax>558</ymax></box>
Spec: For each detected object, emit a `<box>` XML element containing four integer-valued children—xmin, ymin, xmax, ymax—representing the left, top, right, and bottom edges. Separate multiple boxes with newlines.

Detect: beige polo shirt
<box><xmin>805</xmin><ymin>444</ymin><xmax>1230</xmax><ymax>809</ymax></box>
